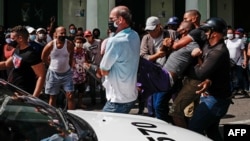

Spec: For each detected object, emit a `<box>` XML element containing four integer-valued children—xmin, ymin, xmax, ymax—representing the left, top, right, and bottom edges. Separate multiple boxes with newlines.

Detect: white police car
<box><xmin>0</xmin><ymin>79</ymin><xmax>212</xmax><ymax>141</ymax></box>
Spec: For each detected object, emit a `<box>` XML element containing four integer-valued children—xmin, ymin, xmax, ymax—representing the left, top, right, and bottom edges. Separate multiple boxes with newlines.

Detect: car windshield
<box><xmin>0</xmin><ymin>80</ymin><xmax>73</xmax><ymax>140</ymax></box>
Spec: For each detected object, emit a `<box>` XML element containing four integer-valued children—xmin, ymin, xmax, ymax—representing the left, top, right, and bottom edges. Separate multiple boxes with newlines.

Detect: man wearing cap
<box><xmin>226</xmin><ymin>27</ymin><xmax>249</xmax><ymax>97</ymax></box>
<box><xmin>26</xmin><ymin>26</ymin><xmax>44</xmax><ymax>55</ymax></box>
<box><xmin>164</xmin><ymin>16</ymin><xmax>180</xmax><ymax>40</ymax></box>
<box><xmin>83</xmin><ymin>30</ymin><xmax>104</xmax><ymax>105</ymax></box>
<box><xmin>235</xmin><ymin>28</ymin><xmax>244</xmax><ymax>39</ymax></box>
<box><xmin>26</xmin><ymin>26</ymin><xmax>36</xmax><ymax>41</ymax></box>
<box><xmin>140</xmin><ymin>16</ymin><xmax>173</xmax><ymax>123</ymax></box>
<box><xmin>235</xmin><ymin>28</ymin><xmax>249</xmax><ymax>94</ymax></box>
<box><xmin>35</xmin><ymin>28</ymin><xmax>47</xmax><ymax>47</ymax></box>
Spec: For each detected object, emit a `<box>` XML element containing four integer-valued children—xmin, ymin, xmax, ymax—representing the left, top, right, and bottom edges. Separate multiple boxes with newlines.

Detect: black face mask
<box><xmin>8</xmin><ymin>40</ymin><xmax>18</xmax><ymax>48</ymax></box>
<box><xmin>58</xmin><ymin>36</ymin><xmax>66</xmax><ymax>42</ymax></box>
<box><xmin>108</xmin><ymin>21</ymin><xmax>118</xmax><ymax>32</ymax></box>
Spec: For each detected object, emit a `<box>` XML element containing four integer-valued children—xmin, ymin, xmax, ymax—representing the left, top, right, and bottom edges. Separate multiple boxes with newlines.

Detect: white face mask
<box><xmin>75</xmin><ymin>43</ymin><xmax>83</xmax><ymax>48</ymax></box>
<box><xmin>227</xmin><ymin>34</ymin><xmax>234</xmax><ymax>40</ymax></box>
<box><xmin>38</xmin><ymin>34</ymin><xmax>46</xmax><ymax>39</ymax></box>
<box><xmin>235</xmin><ymin>34</ymin><xmax>240</xmax><ymax>38</ymax></box>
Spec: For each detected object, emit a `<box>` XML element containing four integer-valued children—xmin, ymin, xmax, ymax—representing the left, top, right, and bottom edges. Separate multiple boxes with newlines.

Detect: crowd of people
<box><xmin>0</xmin><ymin>5</ymin><xmax>250</xmax><ymax>141</ymax></box>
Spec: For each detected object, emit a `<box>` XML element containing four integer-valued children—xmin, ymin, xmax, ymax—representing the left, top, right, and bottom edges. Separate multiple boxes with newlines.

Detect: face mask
<box><xmin>114</xmin><ymin>21</ymin><xmax>118</xmax><ymax>28</ymax></box>
<box><xmin>29</xmin><ymin>35</ymin><xmax>36</xmax><ymax>41</ymax></box>
<box><xmin>242</xmin><ymin>37</ymin><xmax>247</xmax><ymax>43</ymax></box>
<box><xmin>70</xmin><ymin>29</ymin><xmax>76</xmax><ymax>34</ymax></box>
<box><xmin>227</xmin><ymin>34</ymin><xmax>234</xmax><ymax>40</ymax></box>
<box><xmin>75</xmin><ymin>43</ymin><xmax>83</xmax><ymax>48</ymax></box>
<box><xmin>235</xmin><ymin>34</ymin><xmax>240</xmax><ymax>38</ymax></box>
<box><xmin>108</xmin><ymin>21</ymin><xmax>118</xmax><ymax>32</ymax></box>
<box><xmin>38</xmin><ymin>34</ymin><xmax>46</xmax><ymax>39</ymax></box>
<box><xmin>8</xmin><ymin>39</ymin><xmax>18</xmax><ymax>48</ymax></box>
<box><xmin>5</xmin><ymin>38</ymin><xmax>11</xmax><ymax>44</ymax></box>
<box><xmin>58</xmin><ymin>36</ymin><xmax>66</xmax><ymax>42</ymax></box>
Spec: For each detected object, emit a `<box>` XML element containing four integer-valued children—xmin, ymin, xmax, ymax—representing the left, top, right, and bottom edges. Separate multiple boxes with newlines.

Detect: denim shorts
<box><xmin>102</xmin><ymin>100</ymin><xmax>136</xmax><ymax>114</ymax></box>
<box><xmin>45</xmin><ymin>69</ymin><xmax>74</xmax><ymax>95</ymax></box>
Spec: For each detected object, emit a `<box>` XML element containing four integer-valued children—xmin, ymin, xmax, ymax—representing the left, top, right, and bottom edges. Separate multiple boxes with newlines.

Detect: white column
<box><xmin>108</xmin><ymin>0</ymin><xmax>116</xmax><ymax>12</ymax></box>
<box><xmin>86</xmin><ymin>0</ymin><xmax>98</xmax><ymax>31</ymax></box>
<box><xmin>185</xmin><ymin>0</ymin><xmax>198</xmax><ymax>10</ymax></box>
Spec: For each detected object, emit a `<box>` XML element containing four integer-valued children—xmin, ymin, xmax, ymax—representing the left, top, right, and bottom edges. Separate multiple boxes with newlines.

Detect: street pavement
<box><xmin>82</xmin><ymin>93</ymin><xmax>250</xmax><ymax>126</ymax></box>
<box><xmin>80</xmin><ymin>92</ymin><xmax>250</xmax><ymax>140</ymax></box>
<box><xmin>220</xmin><ymin>94</ymin><xmax>250</xmax><ymax>125</ymax></box>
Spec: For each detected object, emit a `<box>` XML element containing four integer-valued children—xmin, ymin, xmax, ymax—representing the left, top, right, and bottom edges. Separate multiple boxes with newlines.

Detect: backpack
<box><xmin>137</xmin><ymin>57</ymin><xmax>171</xmax><ymax>100</ymax></box>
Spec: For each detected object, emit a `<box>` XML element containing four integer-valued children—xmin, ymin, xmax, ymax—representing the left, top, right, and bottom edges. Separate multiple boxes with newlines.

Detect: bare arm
<box><xmin>242</xmin><ymin>46</ymin><xmax>248</xmax><ymax>68</ymax></box>
<box><xmin>0</xmin><ymin>57</ymin><xmax>14</xmax><ymax>70</ymax></box>
<box><xmin>41</xmin><ymin>41</ymin><xmax>53</xmax><ymax>65</ymax></box>
<box><xmin>100</xmin><ymin>69</ymin><xmax>108</xmax><ymax>76</ymax></box>
<box><xmin>67</xmin><ymin>41</ymin><xmax>75</xmax><ymax>67</ymax></box>
<box><xmin>172</xmin><ymin>36</ymin><xmax>193</xmax><ymax>50</ymax></box>
<box><xmin>247</xmin><ymin>42</ymin><xmax>250</xmax><ymax>57</ymax></box>
<box><xmin>31</xmin><ymin>62</ymin><xmax>46</xmax><ymax>97</ymax></box>
<box><xmin>195</xmin><ymin>79</ymin><xmax>212</xmax><ymax>95</ymax></box>
<box><xmin>48</xmin><ymin>16</ymin><xmax>56</xmax><ymax>39</ymax></box>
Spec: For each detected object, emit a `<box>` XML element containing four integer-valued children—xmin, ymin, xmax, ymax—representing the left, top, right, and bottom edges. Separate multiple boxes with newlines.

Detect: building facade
<box><xmin>0</xmin><ymin>0</ymin><xmax>248</xmax><ymax>38</ymax></box>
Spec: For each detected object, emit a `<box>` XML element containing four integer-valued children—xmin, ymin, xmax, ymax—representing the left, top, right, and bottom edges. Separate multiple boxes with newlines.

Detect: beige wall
<box><xmin>0</xmin><ymin>0</ymin><xmax>234</xmax><ymax>34</ymax></box>
<box><xmin>149</xmin><ymin>0</ymin><xmax>174</xmax><ymax>25</ymax></box>
<box><xmin>60</xmin><ymin>0</ymin><xmax>86</xmax><ymax>31</ymax></box>
<box><xmin>217</xmin><ymin>0</ymin><xmax>233</xmax><ymax>27</ymax></box>
<box><xmin>186</xmin><ymin>0</ymin><xmax>209</xmax><ymax>23</ymax></box>
<box><xmin>60</xmin><ymin>0</ymin><xmax>114</xmax><ymax>39</ymax></box>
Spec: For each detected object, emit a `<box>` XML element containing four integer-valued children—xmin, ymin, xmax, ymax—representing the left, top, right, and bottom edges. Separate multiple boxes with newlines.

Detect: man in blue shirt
<box><xmin>99</xmin><ymin>5</ymin><xmax>140</xmax><ymax>113</ymax></box>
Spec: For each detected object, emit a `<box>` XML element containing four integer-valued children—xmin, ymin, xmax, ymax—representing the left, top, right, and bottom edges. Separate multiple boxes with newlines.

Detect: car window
<box><xmin>0</xmin><ymin>82</ymin><xmax>72</xmax><ymax>141</ymax></box>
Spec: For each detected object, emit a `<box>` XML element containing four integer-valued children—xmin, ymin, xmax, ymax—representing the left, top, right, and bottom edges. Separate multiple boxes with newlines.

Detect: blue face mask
<box><xmin>29</xmin><ymin>34</ymin><xmax>36</xmax><ymax>41</ymax></box>
<box><xmin>70</xmin><ymin>29</ymin><xmax>76</xmax><ymax>34</ymax></box>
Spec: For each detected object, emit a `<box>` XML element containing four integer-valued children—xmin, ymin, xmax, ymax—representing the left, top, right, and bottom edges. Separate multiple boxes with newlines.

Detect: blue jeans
<box><xmin>188</xmin><ymin>95</ymin><xmax>231</xmax><ymax>141</ymax></box>
<box><xmin>102</xmin><ymin>100</ymin><xmax>136</xmax><ymax>114</ymax></box>
<box><xmin>231</xmin><ymin>65</ymin><xmax>248</xmax><ymax>91</ymax></box>
<box><xmin>147</xmin><ymin>91</ymin><xmax>172</xmax><ymax>123</ymax></box>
